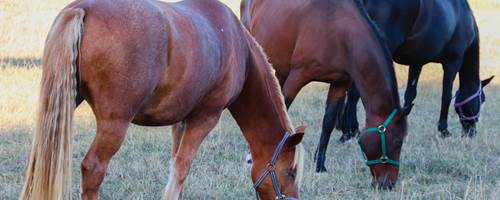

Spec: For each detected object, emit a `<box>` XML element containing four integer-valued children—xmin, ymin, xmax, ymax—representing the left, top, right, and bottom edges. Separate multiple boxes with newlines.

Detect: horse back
<box><xmin>73</xmin><ymin>0</ymin><xmax>248</xmax><ymax>125</ymax></box>
<box><xmin>244</xmin><ymin>0</ymin><xmax>389</xmax><ymax>79</ymax></box>
<box><xmin>387</xmin><ymin>0</ymin><xmax>478</xmax><ymax>64</ymax></box>
<box><xmin>136</xmin><ymin>0</ymin><xmax>249</xmax><ymax>125</ymax></box>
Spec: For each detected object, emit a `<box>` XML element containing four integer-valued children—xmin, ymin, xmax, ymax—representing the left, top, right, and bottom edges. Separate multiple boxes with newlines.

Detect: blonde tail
<box><xmin>20</xmin><ymin>8</ymin><xmax>85</xmax><ymax>200</ymax></box>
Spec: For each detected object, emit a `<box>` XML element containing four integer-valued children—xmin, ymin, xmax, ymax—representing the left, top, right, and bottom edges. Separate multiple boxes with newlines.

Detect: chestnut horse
<box><xmin>242</xmin><ymin>0</ymin><xmax>412</xmax><ymax>188</ymax></box>
<box><xmin>338</xmin><ymin>0</ymin><xmax>494</xmax><ymax>140</ymax></box>
<box><xmin>20</xmin><ymin>0</ymin><xmax>305</xmax><ymax>199</ymax></box>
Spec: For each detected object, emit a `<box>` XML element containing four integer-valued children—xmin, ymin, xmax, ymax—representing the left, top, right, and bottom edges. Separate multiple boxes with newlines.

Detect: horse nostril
<box><xmin>460</xmin><ymin>122</ymin><xmax>477</xmax><ymax>138</ymax></box>
<box><xmin>376</xmin><ymin>181</ymin><xmax>394</xmax><ymax>190</ymax></box>
<box><xmin>463</xmin><ymin>126</ymin><xmax>477</xmax><ymax>138</ymax></box>
<box><xmin>371</xmin><ymin>176</ymin><xmax>395</xmax><ymax>190</ymax></box>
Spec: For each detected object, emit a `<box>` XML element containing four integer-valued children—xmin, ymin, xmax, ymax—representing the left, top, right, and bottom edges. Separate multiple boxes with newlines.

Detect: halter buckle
<box><xmin>266</xmin><ymin>163</ymin><xmax>276</xmax><ymax>171</ymax></box>
<box><xmin>377</xmin><ymin>125</ymin><xmax>387</xmax><ymax>133</ymax></box>
<box><xmin>380</xmin><ymin>156</ymin><xmax>389</xmax><ymax>164</ymax></box>
<box><xmin>276</xmin><ymin>194</ymin><xmax>287</xmax><ymax>200</ymax></box>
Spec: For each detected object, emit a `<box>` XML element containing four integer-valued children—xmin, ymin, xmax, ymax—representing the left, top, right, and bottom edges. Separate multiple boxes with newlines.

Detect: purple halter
<box><xmin>454</xmin><ymin>85</ymin><xmax>482</xmax><ymax>121</ymax></box>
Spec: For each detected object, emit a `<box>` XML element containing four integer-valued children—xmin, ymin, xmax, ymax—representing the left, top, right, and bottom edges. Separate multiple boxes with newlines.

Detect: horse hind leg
<box><xmin>163</xmin><ymin>111</ymin><xmax>221</xmax><ymax>200</ymax></box>
<box><xmin>171</xmin><ymin>122</ymin><xmax>186</xmax><ymax>157</ymax></box>
<box><xmin>282</xmin><ymin>69</ymin><xmax>309</xmax><ymax>108</ymax></box>
<box><xmin>81</xmin><ymin>120</ymin><xmax>129</xmax><ymax>200</ymax></box>
<box><xmin>314</xmin><ymin>83</ymin><xmax>349</xmax><ymax>173</ymax></box>
<box><xmin>79</xmin><ymin>62</ymin><xmax>157</xmax><ymax>199</ymax></box>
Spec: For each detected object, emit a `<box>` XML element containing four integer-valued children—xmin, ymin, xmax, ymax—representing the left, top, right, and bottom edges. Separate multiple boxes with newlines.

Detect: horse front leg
<box><xmin>438</xmin><ymin>61</ymin><xmax>460</xmax><ymax>138</ymax></box>
<box><xmin>338</xmin><ymin>85</ymin><xmax>361</xmax><ymax>143</ymax></box>
<box><xmin>163</xmin><ymin>111</ymin><xmax>221</xmax><ymax>200</ymax></box>
<box><xmin>404</xmin><ymin>65</ymin><xmax>423</xmax><ymax>107</ymax></box>
<box><xmin>314</xmin><ymin>82</ymin><xmax>350</xmax><ymax>172</ymax></box>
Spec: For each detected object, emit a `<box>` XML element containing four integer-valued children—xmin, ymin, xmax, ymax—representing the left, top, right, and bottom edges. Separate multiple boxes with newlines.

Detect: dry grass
<box><xmin>1</xmin><ymin>1</ymin><xmax>499</xmax><ymax>199</ymax></box>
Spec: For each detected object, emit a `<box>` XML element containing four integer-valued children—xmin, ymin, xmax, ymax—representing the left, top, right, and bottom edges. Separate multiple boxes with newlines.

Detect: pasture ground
<box><xmin>1</xmin><ymin>0</ymin><xmax>499</xmax><ymax>199</ymax></box>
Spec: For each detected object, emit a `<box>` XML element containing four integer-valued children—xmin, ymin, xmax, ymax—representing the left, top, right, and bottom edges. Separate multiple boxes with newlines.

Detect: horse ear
<box><xmin>286</xmin><ymin>125</ymin><xmax>306</xmax><ymax>147</ymax></box>
<box><xmin>481</xmin><ymin>76</ymin><xmax>494</xmax><ymax>88</ymax></box>
<box><xmin>294</xmin><ymin>125</ymin><xmax>306</xmax><ymax>134</ymax></box>
<box><xmin>396</xmin><ymin>104</ymin><xmax>413</xmax><ymax>119</ymax></box>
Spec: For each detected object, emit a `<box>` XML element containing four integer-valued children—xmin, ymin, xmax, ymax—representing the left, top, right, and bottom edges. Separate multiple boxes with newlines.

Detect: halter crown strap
<box><xmin>253</xmin><ymin>132</ymin><xmax>297</xmax><ymax>200</ymax></box>
<box><xmin>358</xmin><ymin>109</ymin><xmax>400</xmax><ymax>167</ymax></box>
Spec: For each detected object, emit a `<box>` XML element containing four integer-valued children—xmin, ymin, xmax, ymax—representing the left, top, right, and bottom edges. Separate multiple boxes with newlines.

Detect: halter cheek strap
<box><xmin>454</xmin><ymin>85</ymin><xmax>482</xmax><ymax>121</ymax></box>
<box><xmin>253</xmin><ymin>132</ymin><xmax>298</xmax><ymax>200</ymax></box>
<box><xmin>358</xmin><ymin>109</ymin><xmax>400</xmax><ymax>167</ymax></box>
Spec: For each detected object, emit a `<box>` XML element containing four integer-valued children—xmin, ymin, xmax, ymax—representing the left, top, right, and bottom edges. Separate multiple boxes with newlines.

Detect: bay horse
<box><xmin>20</xmin><ymin>0</ymin><xmax>305</xmax><ymax>199</ymax></box>
<box><xmin>337</xmin><ymin>0</ymin><xmax>494</xmax><ymax>142</ymax></box>
<box><xmin>242</xmin><ymin>0</ymin><xmax>412</xmax><ymax>188</ymax></box>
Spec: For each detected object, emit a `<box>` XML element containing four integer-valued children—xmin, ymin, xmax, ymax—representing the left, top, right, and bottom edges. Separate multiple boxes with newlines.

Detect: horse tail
<box><xmin>20</xmin><ymin>8</ymin><xmax>85</xmax><ymax>200</ymax></box>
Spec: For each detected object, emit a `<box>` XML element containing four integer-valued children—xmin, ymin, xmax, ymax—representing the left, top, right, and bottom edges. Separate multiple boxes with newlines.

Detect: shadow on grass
<box><xmin>0</xmin><ymin>57</ymin><xmax>41</xmax><ymax>68</ymax></box>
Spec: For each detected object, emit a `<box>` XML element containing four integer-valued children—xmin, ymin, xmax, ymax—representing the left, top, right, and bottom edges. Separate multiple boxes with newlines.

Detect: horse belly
<box><xmin>131</xmin><ymin>51</ymin><xmax>232</xmax><ymax>126</ymax></box>
<box><xmin>394</xmin><ymin>0</ymin><xmax>457</xmax><ymax>64</ymax></box>
<box><xmin>131</xmin><ymin>65</ymin><xmax>214</xmax><ymax>126</ymax></box>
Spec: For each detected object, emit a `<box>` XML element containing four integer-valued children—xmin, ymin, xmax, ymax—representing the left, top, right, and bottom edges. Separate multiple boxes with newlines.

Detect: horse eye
<box><xmin>394</xmin><ymin>138</ymin><xmax>403</xmax><ymax>148</ymax></box>
<box><xmin>287</xmin><ymin>170</ymin><xmax>296</xmax><ymax>178</ymax></box>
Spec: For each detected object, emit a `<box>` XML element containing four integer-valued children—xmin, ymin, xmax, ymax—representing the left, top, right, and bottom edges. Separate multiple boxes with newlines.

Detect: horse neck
<box><xmin>354</xmin><ymin>66</ymin><xmax>400</xmax><ymax>123</ymax></box>
<box><xmin>458</xmin><ymin>37</ymin><xmax>481</xmax><ymax>96</ymax></box>
<box><xmin>350</xmin><ymin>0</ymin><xmax>401</xmax><ymax>123</ymax></box>
<box><xmin>354</xmin><ymin>57</ymin><xmax>400</xmax><ymax>125</ymax></box>
<box><xmin>229</xmin><ymin>30</ymin><xmax>293</xmax><ymax>157</ymax></box>
<box><xmin>459</xmin><ymin>65</ymin><xmax>481</xmax><ymax>96</ymax></box>
<box><xmin>364</xmin><ymin>0</ymin><xmax>420</xmax><ymax>53</ymax></box>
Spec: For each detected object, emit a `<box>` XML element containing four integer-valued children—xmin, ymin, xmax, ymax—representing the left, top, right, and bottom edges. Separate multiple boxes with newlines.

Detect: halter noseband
<box><xmin>253</xmin><ymin>132</ymin><xmax>297</xmax><ymax>200</ymax></box>
<box><xmin>358</xmin><ymin>109</ymin><xmax>400</xmax><ymax>167</ymax></box>
<box><xmin>454</xmin><ymin>85</ymin><xmax>482</xmax><ymax>121</ymax></box>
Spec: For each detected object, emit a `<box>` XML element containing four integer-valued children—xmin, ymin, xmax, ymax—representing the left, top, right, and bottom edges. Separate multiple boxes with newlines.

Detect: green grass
<box><xmin>1</xmin><ymin>1</ymin><xmax>500</xmax><ymax>200</ymax></box>
<box><xmin>2</xmin><ymin>79</ymin><xmax>499</xmax><ymax>199</ymax></box>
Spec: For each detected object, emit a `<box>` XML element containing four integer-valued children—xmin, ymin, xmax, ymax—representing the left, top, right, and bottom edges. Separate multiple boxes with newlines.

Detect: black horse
<box><xmin>314</xmin><ymin>0</ymin><xmax>494</xmax><ymax>172</ymax></box>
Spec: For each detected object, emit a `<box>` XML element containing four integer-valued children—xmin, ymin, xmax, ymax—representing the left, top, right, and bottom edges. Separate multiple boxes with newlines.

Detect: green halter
<box><xmin>358</xmin><ymin>109</ymin><xmax>400</xmax><ymax>167</ymax></box>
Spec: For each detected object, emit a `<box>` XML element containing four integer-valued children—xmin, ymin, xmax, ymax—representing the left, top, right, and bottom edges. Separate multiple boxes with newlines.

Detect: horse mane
<box><xmin>242</xmin><ymin>26</ymin><xmax>294</xmax><ymax>134</ymax></box>
<box><xmin>241</xmin><ymin>26</ymin><xmax>304</xmax><ymax>185</ymax></box>
<box><xmin>353</xmin><ymin>0</ymin><xmax>401</xmax><ymax>104</ymax></box>
<box><xmin>293</xmin><ymin>143</ymin><xmax>304</xmax><ymax>186</ymax></box>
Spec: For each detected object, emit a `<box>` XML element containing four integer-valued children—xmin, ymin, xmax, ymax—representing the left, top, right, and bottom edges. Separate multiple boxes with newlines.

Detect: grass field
<box><xmin>1</xmin><ymin>0</ymin><xmax>499</xmax><ymax>199</ymax></box>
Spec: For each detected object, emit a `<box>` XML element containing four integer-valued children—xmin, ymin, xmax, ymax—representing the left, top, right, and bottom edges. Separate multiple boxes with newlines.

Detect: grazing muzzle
<box><xmin>358</xmin><ymin>109</ymin><xmax>400</xmax><ymax>167</ymax></box>
<box><xmin>253</xmin><ymin>132</ymin><xmax>298</xmax><ymax>200</ymax></box>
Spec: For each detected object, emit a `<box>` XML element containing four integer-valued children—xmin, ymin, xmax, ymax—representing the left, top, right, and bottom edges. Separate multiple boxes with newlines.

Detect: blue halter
<box><xmin>253</xmin><ymin>132</ymin><xmax>298</xmax><ymax>200</ymax></box>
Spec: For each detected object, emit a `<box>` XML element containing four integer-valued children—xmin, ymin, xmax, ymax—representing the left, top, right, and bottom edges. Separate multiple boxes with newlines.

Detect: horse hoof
<box><xmin>439</xmin><ymin>129</ymin><xmax>452</xmax><ymax>138</ymax></box>
<box><xmin>338</xmin><ymin>129</ymin><xmax>360</xmax><ymax>143</ymax></box>
<box><xmin>315</xmin><ymin>165</ymin><xmax>327</xmax><ymax>173</ymax></box>
<box><xmin>314</xmin><ymin>154</ymin><xmax>327</xmax><ymax>173</ymax></box>
<box><xmin>338</xmin><ymin>134</ymin><xmax>351</xmax><ymax>143</ymax></box>
<box><xmin>353</xmin><ymin>129</ymin><xmax>361</xmax><ymax>138</ymax></box>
